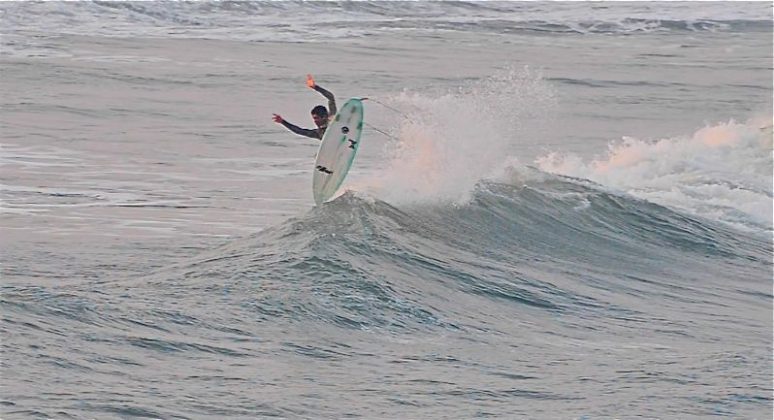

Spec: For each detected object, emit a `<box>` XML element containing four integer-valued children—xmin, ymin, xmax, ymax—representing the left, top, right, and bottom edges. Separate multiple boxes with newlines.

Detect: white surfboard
<box><xmin>312</xmin><ymin>98</ymin><xmax>364</xmax><ymax>205</ymax></box>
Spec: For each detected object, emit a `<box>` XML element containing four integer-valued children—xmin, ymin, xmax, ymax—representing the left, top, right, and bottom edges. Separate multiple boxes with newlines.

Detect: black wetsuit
<box><xmin>280</xmin><ymin>85</ymin><xmax>337</xmax><ymax>140</ymax></box>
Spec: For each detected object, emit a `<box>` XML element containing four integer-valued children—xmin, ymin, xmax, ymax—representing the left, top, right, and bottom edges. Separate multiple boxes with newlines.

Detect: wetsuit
<box><xmin>280</xmin><ymin>85</ymin><xmax>337</xmax><ymax>140</ymax></box>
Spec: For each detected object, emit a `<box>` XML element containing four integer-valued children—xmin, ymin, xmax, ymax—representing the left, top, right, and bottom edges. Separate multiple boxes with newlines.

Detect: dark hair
<box><xmin>311</xmin><ymin>105</ymin><xmax>328</xmax><ymax>117</ymax></box>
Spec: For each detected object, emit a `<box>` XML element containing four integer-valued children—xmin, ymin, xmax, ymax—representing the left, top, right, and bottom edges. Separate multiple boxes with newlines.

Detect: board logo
<box><xmin>341</xmin><ymin>126</ymin><xmax>349</xmax><ymax>134</ymax></box>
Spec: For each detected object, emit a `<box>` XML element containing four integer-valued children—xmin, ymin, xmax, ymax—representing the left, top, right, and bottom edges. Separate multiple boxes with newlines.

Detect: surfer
<box><xmin>272</xmin><ymin>74</ymin><xmax>337</xmax><ymax>140</ymax></box>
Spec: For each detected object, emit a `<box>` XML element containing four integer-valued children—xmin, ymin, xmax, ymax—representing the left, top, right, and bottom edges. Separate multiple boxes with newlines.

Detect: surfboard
<box><xmin>312</xmin><ymin>97</ymin><xmax>364</xmax><ymax>205</ymax></box>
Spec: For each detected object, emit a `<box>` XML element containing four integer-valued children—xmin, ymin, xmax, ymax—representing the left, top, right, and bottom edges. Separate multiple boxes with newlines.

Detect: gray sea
<box><xmin>1</xmin><ymin>1</ymin><xmax>772</xmax><ymax>419</ymax></box>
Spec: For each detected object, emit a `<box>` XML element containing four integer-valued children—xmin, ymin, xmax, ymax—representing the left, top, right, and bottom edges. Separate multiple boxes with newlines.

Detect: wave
<box><xmin>154</xmin><ymin>173</ymin><xmax>771</xmax><ymax>332</ymax></box>
<box><xmin>4</xmin><ymin>165</ymin><xmax>770</xmax><ymax>419</ymax></box>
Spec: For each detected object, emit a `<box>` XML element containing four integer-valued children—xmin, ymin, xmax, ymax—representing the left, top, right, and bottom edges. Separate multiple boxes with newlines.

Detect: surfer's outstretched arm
<box><xmin>272</xmin><ymin>114</ymin><xmax>320</xmax><ymax>139</ymax></box>
<box><xmin>307</xmin><ymin>75</ymin><xmax>337</xmax><ymax>116</ymax></box>
<box><xmin>313</xmin><ymin>85</ymin><xmax>337</xmax><ymax>117</ymax></box>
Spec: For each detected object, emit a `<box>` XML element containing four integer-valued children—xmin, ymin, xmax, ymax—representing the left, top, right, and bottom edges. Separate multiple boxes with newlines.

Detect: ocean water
<box><xmin>1</xmin><ymin>1</ymin><xmax>772</xmax><ymax>419</ymax></box>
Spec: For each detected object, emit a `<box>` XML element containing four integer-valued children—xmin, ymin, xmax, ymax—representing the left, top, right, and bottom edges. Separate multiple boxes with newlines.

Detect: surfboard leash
<box><xmin>364</xmin><ymin>122</ymin><xmax>397</xmax><ymax>140</ymax></box>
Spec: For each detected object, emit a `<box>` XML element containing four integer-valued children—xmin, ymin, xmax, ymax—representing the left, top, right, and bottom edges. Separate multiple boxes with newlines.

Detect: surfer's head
<box><xmin>311</xmin><ymin>105</ymin><xmax>328</xmax><ymax>127</ymax></box>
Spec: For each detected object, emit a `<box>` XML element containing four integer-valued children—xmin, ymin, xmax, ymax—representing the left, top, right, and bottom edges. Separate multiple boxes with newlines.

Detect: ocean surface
<box><xmin>1</xmin><ymin>1</ymin><xmax>772</xmax><ymax>419</ymax></box>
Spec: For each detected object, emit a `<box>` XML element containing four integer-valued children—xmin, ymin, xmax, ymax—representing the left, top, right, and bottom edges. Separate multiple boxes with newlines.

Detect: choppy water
<box><xmin>1</xmin><ymin>2</ymin><xmax>772</xmax><ymax>419</ymax></box>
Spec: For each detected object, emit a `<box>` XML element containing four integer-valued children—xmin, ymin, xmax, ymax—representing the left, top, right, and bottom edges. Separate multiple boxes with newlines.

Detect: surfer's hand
<box><xmin>306</xmin><ymin>74</ymin><xmax>316</xmax><ymax>89</ymax></box>
<box><xmin>272</xmin><ymin>114</ymin><xmax>284</xmax><ymax>123</ymax></box>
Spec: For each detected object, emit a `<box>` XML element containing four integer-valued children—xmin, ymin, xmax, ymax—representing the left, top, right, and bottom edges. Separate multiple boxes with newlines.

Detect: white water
<box><xmin>351</xmin><ymin>68</ymin><xmax>557</xmax><ymax>204</ymax></box>
<box><xmin>536</xmin><ymin>119</ymin><xmax>773</xmax><ymax>230</ymax></box>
